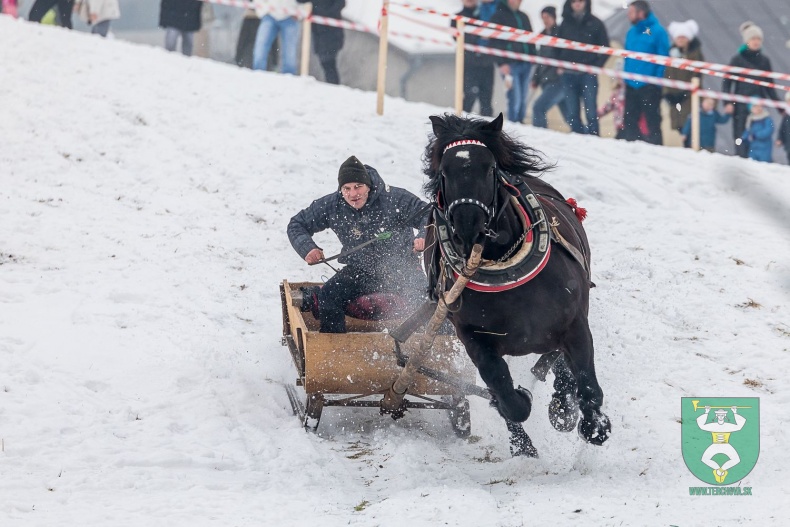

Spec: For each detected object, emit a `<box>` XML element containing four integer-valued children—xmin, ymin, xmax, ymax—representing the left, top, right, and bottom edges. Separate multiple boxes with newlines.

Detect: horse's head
<box><xmin>423</xmin><ymin>113</ymin><xmax>552</xmax><ymax>259</ymax></box>
<box><xmin>432</xmin><ymin>117</ymin><xmax>501</xmax><ymax>257</ymax></box>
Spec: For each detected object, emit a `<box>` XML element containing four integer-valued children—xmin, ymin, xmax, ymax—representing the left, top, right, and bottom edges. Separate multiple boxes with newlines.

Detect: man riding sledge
<box><xmin>287</xmin><ymin>156</ymin><xmax>429</xmax><ymax>333</ymax></box>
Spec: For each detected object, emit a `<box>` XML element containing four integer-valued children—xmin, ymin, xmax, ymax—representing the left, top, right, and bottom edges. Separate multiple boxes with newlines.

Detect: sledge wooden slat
<box><xmin>281</xmin><ymin>280</ymin><xmax>474</xmax><ymax>395</ymax></box>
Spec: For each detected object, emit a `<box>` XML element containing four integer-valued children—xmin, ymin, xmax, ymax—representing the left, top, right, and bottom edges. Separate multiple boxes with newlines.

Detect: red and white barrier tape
<box><xmin>461</xmin><ymin>24</ymin><xmax>790</xmax><ymax>94</ymax></box>
<box><xmin>310</xmin><ymin>14</ymin><xmax>376</xmax><ymax>35</ymax></box>
<box><xmin>468</xmin><ymin>44</ymin><xmax>789</xmax><ymax>109</ymax></box>
<box><xmin>198</xmin><ymin>0</ymin><xmax>788</xmax><ymax>108</ymax></box>
<box><xmin>388</xmin><ymin>9</ymin><xmax>458</xmax><ymax>38</ymax></box>
<box><xmin>389</xmin><ymin>1</ymin><xmax>790</xmax><ymax>87</ymax></box>
<box><xmin>700</xmin><ymin>91</ymin><xmax>789</xmax><ymax>110</ymax></box>
<box><xmin>466</xmin><ymin>44</ymin><xmax>694</xmax><ymax>91</ymax></box>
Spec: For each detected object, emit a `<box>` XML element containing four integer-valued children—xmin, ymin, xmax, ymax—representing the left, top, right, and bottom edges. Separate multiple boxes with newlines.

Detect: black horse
<box><xmin>422</xmin><ymin>113</ymin><xmax>610</xmax><ymax>456</ymax></box>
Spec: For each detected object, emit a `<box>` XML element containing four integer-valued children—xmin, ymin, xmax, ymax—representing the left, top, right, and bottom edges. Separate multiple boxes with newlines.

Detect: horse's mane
<box><xmin>422</xmin><ymin>114</ymin><xmax>553</xmax><ymax>197</ymax></box>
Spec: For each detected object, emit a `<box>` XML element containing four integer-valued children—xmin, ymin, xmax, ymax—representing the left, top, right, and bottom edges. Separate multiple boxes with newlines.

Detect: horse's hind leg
<box><xmin>548</xmin><ymin>355</ymin><xmax>580</xmax><ymax>432</ymax></box>
<box><xmin>562</xmin><ymin>315</ymin><xmax>611</xmax><ymax>445</ymax></box>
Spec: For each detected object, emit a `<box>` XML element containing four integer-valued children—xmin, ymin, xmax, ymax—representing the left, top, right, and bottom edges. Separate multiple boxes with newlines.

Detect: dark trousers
<box><xmin>624</xmin><ymin>84</ymin><xmax>663</xmax><ymax>145</ymax></box>
<box><xmin>29</xmin><ymin>0</ymin><xmax>73</xmax><ymax>28</ymax></box>
<box><xmin>463</xmin><ymin>62</ymin><xmax>494</xmax><ymax>116</ymax></box>
<box><xmin>731</xmin><ymin>103</ymin><xmax>750</xmax><ymax>158</ymax></box>
<box><xmin>532</xmin><ymin>80</ymin><xmax>568</xmax><ymax>128</ymax></box>
<box><xmin>317</xmin><ymin>263</ymin><xmax>423</xmax><ymax>333</ymax></box>
<box><xmin>561</xmin><ymin>72</ymin><xmax>599</xmax><ymax>135</ymax></box>
<box><xmin>319</xmin><ymin>57</ymin><xmax>340</xmax><ymax>85</ymax></box>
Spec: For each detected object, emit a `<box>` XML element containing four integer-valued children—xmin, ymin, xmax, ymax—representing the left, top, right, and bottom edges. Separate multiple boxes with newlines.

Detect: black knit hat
<box><xmin>338</xmin><ymin>156</ymin><xmax>371</xmax><ymax>189</ymax></box>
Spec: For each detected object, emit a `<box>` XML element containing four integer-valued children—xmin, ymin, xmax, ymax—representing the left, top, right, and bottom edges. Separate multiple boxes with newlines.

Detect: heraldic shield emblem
<box><xmin>681</xmin><ymin>397</ymin><xmax>760</xmax><ymax>485</ymax></box>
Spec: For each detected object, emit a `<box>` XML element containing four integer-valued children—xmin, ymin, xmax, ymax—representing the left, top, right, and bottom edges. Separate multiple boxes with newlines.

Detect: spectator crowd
<box><xmin>453</xmin><ymin>0</ymin><xmax>787</xmax><ymax>164</ymax></box>
<box><xmin>6</xmin><ymin>0</ymin><xmax>788</xmax><ymax>164</ymax></box>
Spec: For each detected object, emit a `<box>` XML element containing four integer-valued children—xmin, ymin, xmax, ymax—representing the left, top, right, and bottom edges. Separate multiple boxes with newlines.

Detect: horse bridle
<box><xmin>439</xmin><ymin>140</ymin><xmax>505</xmax><ymax>241</ymax></box>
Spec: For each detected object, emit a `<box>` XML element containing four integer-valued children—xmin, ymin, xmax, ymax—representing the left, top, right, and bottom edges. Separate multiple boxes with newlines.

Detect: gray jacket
<box><xmin>287</xmin><ymin>166</ymin><xmax>429</xmax><ymax>270</ymax></box>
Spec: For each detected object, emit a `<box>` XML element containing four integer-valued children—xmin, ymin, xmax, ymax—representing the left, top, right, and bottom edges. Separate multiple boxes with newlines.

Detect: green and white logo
<box><xmin>682</xmin><ymin>398</ymin><xmax>759</xmax><ymax>486</ymax></box>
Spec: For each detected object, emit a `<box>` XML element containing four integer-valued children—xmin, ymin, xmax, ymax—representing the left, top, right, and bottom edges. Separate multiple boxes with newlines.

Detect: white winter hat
<box><xmin>668</xmin><ymin>20</ymin><xmax>699</xmax><ymax>42</ymax></box>
<box><xmin>740</xmin><ymin>21</ymin><xmax>764</xmax><ymax>43</ymax></box>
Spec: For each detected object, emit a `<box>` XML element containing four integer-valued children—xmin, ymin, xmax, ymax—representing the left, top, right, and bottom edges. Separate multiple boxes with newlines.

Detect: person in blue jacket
<box><xmin>680</xmin><ymin>97</ymin><xmax>732</xmax><ymax>152</ymax></box>
<box><xmin>489</xmin><ymin>0</ymin><xmax>536</xmax><ymax>123</ymax></box>
<box><xmin>740</xmin><ymin>103</ymin><xmax>774</xmax><ymax>163</ymax></box>
<box><xmin>622</xmin><ymin>0</ymin><xmax>669</xmax><ymax>145</ymax></box>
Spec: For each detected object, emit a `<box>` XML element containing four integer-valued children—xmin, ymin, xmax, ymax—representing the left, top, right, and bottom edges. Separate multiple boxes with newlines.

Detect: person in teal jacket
<box><xmin>622</xmin><ymin>0</ymin><xmax>669</xmax><ymax>145</ymax></box>
<box><xmin>740</xmin><ymin>103</ymin><xmax>774</xmax><ymax>163</ymax></box>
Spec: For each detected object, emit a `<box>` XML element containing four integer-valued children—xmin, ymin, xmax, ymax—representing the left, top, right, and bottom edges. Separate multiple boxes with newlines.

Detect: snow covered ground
<box><xmin>2</xmin><ymin>17</ymin><xmax>790</xmax><ymax>526</ymax></box>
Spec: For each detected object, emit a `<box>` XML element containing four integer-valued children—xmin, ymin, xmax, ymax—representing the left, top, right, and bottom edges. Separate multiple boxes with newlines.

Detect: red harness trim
<box><xmin>456</xmin><ymin>243</ymin><xmax>551</xmax><ymax>292</ymax></box>
<box><xmin>448</xmin><ymin>202</ymin><xmax>545</xmax><ymax>292</ymax></box>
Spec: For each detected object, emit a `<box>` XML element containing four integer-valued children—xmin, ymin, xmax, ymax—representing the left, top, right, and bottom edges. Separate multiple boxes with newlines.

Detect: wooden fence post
<box><xmin>300</xmin><ymin>3</ymin><xmax>313</xmax><ymax>77</ymax></box>
<box><xmin>376</xmin><ymin>0</ymin><xmax>390</xmax><ymax>116</ymax></box>
<box><xmin>454</xmin><ymin>20</ymin><xmax>465</xmax><ymax>115</ymax></box>
<box><xmin>690</xmin><ymin>77</ymin><xmax>701</xmax><ymax>151</ymax></box>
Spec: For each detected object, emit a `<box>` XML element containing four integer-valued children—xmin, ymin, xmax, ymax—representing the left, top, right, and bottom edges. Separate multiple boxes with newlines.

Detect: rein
<box><xmin>311</xmin><ymin>201</ymin><xmax>433</xmax><ymax>269</ymax></box>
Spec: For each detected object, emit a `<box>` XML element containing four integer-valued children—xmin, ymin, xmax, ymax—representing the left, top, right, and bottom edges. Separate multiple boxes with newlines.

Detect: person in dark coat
<box><xmin>28</xmin><ymin>0</ymin><xmax>74</xmax><ymax>28</ymax></box>
<box><xmin>452</xmin><ymin>0</ymin><xmax>497</xmax><ymax>116</ymax></box>
<box><xmin>530</xmin><ymin>6</ymin><xmax>569</xmax><ymax>128</ymax></box>
<box><xmin>622</xmin><ymin>0</ymin><xmax>669</xmax><ymax>145</ymax></box>
<box><xmin>489</xmin><ymin>0</ymin><xmax>536</xmax><ymax>123</ymax></box>
<box><xmin>301</xmin><ymin>0</ymin><xmax>345</xmax><ymax>84</ymax></box>
<box><xmin>557</xmin><ymin>0</ymin><xmax>609</xmax><ymax>135</ymax></box>
<box><xmin>159</xmin><ymin>0</ymin><xmax>203</xmax><ymax>57</ymax></box>
<box><xmin>663</xmin><ymin>20</ymin><xmax>704</xmax><ymax>138</ymax></box>
<box><xmin>287</xmin><ymin>156</ymin><xmax>429</xmax><ymax>333</ymax></box>
<box><xmin>722</xmin><ymin>21</ymin><xmax>780</xmax><ymax>158</ymax></box>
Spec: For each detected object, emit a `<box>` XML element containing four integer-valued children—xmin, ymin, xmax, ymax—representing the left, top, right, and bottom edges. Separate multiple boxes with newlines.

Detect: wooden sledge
<box><xmin>280</xmin><ymin>280</ymin><xmax>477</xmax><ymax>437</ymax></box>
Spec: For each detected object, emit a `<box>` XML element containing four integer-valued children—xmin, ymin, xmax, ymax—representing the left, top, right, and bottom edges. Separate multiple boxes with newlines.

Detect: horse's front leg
<box><xmin>562</xmin><ymin>315</ymin><xmax>611</xmax><ymax>446</ymax></box>
<box><xmin>462</xmin><ymin>334</ymin><xmax>537</xmax><ymax>456</ymax></box>
<box><xmin>473</xmin><ymin>347</ymin><xmax>533</xmax><ymax>423</ymax></box>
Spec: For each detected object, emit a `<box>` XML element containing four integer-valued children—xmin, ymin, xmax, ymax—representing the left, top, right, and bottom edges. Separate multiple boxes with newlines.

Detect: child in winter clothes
<box><xmin>598</xmin><ymin>80</ymin><xmax>626</xmax><ymax>139</ymax></box>
<box><xmin>599</xmin><ymin>79</ymin><xmax>649</xmax><ymax>140</ymax></box>
<box><xmin>740</xmin><ymin>103</ymin><xmax>774</xmax><ymax>163</ymax></box>
<box><xmin>681</xmin><ymin>97</ymin><xmax>732</xmax><ymax>152</ymax></box>
<box><xmin>775</xmin><ymin>91</ymin><xmax>790</xmax><ymax>163</ymax></box>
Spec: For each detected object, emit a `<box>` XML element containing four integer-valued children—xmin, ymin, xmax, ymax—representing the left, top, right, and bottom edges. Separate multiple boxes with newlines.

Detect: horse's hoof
<box><xmin>548</xmin><ymin>391</ymin><xmax>579</xmax><ymax>432</ymax></box>
<box><xmin>509</xmin><ymin>429</ymin><xmax>539</xmax><ymax>458</ymax></box>
<box><xmin>510</xmin><ymin>435</ymin><xmax>539</xmax><ymax>458</ymax></box>
<box><xmin>490</xmin><ymin>387</ymin><xmax>533</xmax><ymax>423</ymax></box>
<box><xmin>578</xmin><ymin>411</ymin><xmax>611</xmax><ymax>446</ymax></box>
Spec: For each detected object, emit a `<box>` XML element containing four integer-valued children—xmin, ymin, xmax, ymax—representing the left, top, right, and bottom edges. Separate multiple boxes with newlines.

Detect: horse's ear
<box><xmin>429</xmin><ymin>115</ymin><xmax>447</xmax><ymax>137</ymax></box>
<box><xmin>482</xmin><ymin>113</ymin><xmax>504</xmax><ymax>133</ymax></box>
